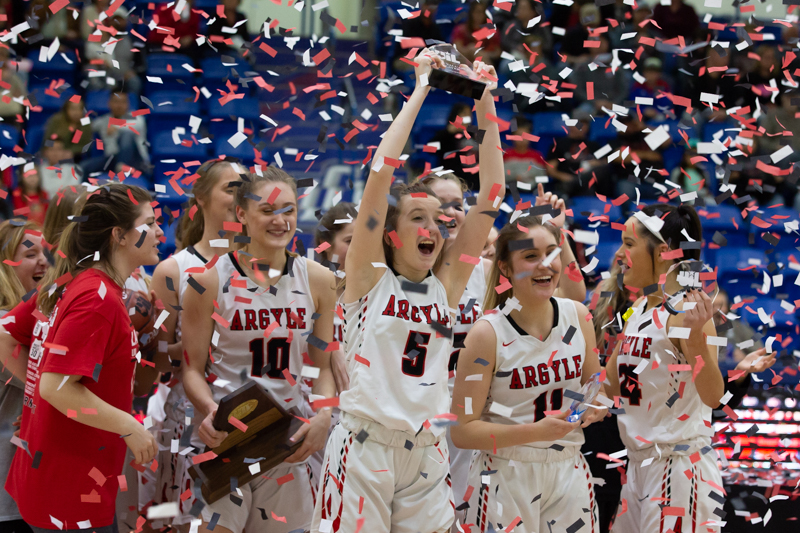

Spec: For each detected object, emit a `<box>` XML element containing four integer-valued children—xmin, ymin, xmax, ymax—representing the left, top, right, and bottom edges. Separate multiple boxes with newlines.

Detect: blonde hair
<box><xmin>483</xmin><ymin>215</ymin><xmax>561</xmax><ymax>311</ymax></box>
<box><xmin>0</xmin><ymin>219</ymin><xmax>44</xmax><ymax>311</ymax></box>
<box><xmin>180</xmin><ymin>158</ymin><xmax>242</xmax><ymax>248</ymax></box>
<box><xmin>42</xmin><ymin>184</ymin><xmax>89</xmax><ymax>246</ymax></box>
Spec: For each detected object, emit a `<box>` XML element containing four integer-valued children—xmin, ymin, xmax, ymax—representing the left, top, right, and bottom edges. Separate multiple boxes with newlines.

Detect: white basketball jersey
<box><xmin>616</xmin><ymin>299</ymin><xmax>713</xmax><ymax>451</ymax></box>
<box><xmin>480</xmin><ymin>297</ymin><xmax>586</xmax><ymax>449</ymax></box>
<box><xmin>172</xmin><ymin>246</ymin><xmax>208</xmax><ymax>341</ymax></box>
<box><xmin>209</xmin><ymin>252</ymin><xmax>316</xmax><ymax>412</ymax></box>
<box><xmin>449</xmin><ymin>260</ymin><xmax>486</xmax><ymax>394</ymax></box>
<box><xmin>338</xmin><ymin>268</ymin><xmax>454</xmax><ymax>434</ymax></box>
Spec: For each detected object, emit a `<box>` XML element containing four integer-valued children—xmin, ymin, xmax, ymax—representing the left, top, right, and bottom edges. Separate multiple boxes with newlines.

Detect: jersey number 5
<box><xmin>618</xmin><ymin>364</ymin><xmax>642</xmax><ymax>406</ymax></box>
<box><xmin>403</xmin><ymin>331</ymin><xmax>431</xmax><ymax>377</ymax></box>
<box><xmin>250</xmin><ymin>338</ymin><xmax>291</xmax><ymax>379</ymax></box>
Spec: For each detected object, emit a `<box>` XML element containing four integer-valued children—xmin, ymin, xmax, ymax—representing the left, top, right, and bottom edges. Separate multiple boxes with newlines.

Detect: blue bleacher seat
<box><xmin>700</xmin><ymin>203</ymin><xmax>748</xmax><ymax>248</ymax></box>
<box><xmin>592</xmin><ymin>242</ymin><xmax>620</xmax><ymax>274</ymax></box>
<box><xmin>588</xmin><ymin>117</ymin><xmax>618</xmax><ymax>143</ymax></box>
<box><xmin>28</xmin><ymin>50</ymin><xmax>78</xmax><ymax>86</ymax></box>
<box><xmin>30</xmin><ymin>87</ymin><xmax>75</xmax><ymax>113</ymax></box>
<box><xmin>214</xmin><ymin>137</ymin><xmax>268</xmax><ymax>163</ymax></box>
<box><xmin>86</xmin><ymin>90</ymin><xmax>139</xmax><ymax>116</ymax></box>
<box><xmin>740</xmin><ymin>298</ymin><xmax>795</xmax><ymax>340</ymax></box>
<box><xmin>151</xmin><ymin>131</ymin><xmax>209</xmax><ymax>160</ymax></box>
<box><xmin>569</xmin><ymin>196</ymin><xmax>623</xmax><ymax>225</ymax></box>
<box><xmin>24</xmin><ymin>125</ymin><xmax>45</xmax><ymax>154</ymax></box>
<box><xmin>147</xmin><ymin>53</ymin><xmax>195</xmax><ymax>79</ymax></box>
<box><xmin>752</xmin><ymin>207</ymin><xmax>800</xmax><ymax>250</ymax></box>
<box><xmin>148</xmin><ymin>91</ymin><xmax>200</xmax><ymax>116</ymax></box>
<box><xmin>532</xmin><ymin>112</ymin><xmax>566</xmax><ymax>138</ymax></box>
<box><xmin>208</xmin><ymin>96</ymin><xmax>261</xmax><ymax>122</ymax></box>
<box><xmin>716</xmin><ymin>247</ymin><xmax>769</xmax><ymax>297</ymax></box>
<box><xmin>702</xmin><ymin>121</ymin><xmax>738</xmax><ymax>143</ymax></box>
<box><xmin>0</xmin><ymin>125</ymin><xmax>19</xmax><ymax>150</ymax></box>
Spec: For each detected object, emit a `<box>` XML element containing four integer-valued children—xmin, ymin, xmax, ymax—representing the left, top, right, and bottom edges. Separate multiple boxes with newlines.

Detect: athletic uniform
<box><xmin>199</xmin><ymin>252</ymin><xmax>318</xmax><ymax>533</ymax></box>
<box><xmin>311</xmin><ymin>268</ymin><xmax>455</xmax><ymax>533</ymax></box>
<box><xmin>612</xmin><ymin>298</ymin><xmax>723</xmax><ymax>533</ymax></box>
<box><xmin>448</xmin><ymin>260</ymin><xmax>485</xmax><ymax>510</ymax></box>
<box><xmin>149</xmin><ymin>246</ymin><xmax>207</xmax><ymax>528</ymax></box>
<box><xmin>466</xmin><ymin>298</ymin><xmax>599</xmax><ymax>533</ymax></box>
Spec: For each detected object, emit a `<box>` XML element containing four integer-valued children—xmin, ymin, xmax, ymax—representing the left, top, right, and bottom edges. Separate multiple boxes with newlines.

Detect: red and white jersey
<box><xmin>479</xmin><ymin>297</ymin><xmax>586</xmax><ymax>449</ymax></box>
<box><xmin>616</xmin><ymin>299</ymin><xmax>713</xmax><ymax>451</ymax></box>
<box><xmin>338</xmin><ymin>268</ymin><xmax>454</xmax><ymax>434</ymax></box>
<box><xmin>172</xmin><ymin>246</ymin><xmax>208</xmax><ymax>342</ymax></box>
<box><xmin>449</xmin><ymin>260</ymin><xmax>486</xmax><ymax>394</ymax></box>
<box><xmin>209</xmin><ymin>252</ymin><xmax>316</xmax><ymax>412</ymax></box>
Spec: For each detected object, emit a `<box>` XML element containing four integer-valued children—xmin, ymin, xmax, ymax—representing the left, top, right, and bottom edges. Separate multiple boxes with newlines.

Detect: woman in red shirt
<box><xmin>5</xmin><ymin>183</ymin><xmax>162</xmax><ymax>532</ymax></box>
<box><xmin>11</xmin><ymin>167</ymin><xmax>49</xmax><ymax>226</ymax></box>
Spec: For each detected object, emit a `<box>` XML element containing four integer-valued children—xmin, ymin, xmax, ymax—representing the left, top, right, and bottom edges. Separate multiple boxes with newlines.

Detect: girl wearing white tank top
<box><xmin>148</xmin><ymin>158</ymin><xmax>242</xmax><ymax>529</ymax></box>
<box><xmin>182</xmin><ymin>167</ymin><xmax>337</xmax><ymax>533</ymax></box>
<box><xmin>310</xmin><ymin>51</ymin><xmax>504</xmax><ymax>533</ymax></box>
<box><xmin>606</xmin><ymin>204</ymin><xmax>725</xmax><ymax>533</ymax></box>
<box><xmin>451</xmin><ymin>215</ymin><xmax>605</xmax><ymax>533</ymax></box>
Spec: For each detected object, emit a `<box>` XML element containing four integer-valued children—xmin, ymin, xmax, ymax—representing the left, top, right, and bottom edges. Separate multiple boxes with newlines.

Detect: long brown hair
<box><xmin>38</xmin><ymin>183</ymin><xmax>152</xmax><ymax>316</ymax></box>
<box><xmin>0</xmin><ymin>220</ymin><xmax>43</xmax><ymax>311</ymax></box>
<box><xmin>315</xmin><ymin>202</ymin><xmax>357</xmax><ymax>262</ymax></box>
<box><xmin>180</xmin><ymin>158</ymin><xmax>242</xmax><ymax>248</ymax></box>
<box><xmin>483</xmin><ymin>215</ymin><xmax>561</xmax><ymax>311</ymax></box>
<box><xmin>42</xmin><ymin>184</ymin><xmax>89</xmax><ymax>246</ymax></box>
<box><xmin>383</xmin><ymin>182</ymin><xmax>439</xmax><ymax>267</ymax></box>
<box><xmin>591</xmin><ymin>261</ymin><xmax>630</xmax><ymax>354</ymax></box>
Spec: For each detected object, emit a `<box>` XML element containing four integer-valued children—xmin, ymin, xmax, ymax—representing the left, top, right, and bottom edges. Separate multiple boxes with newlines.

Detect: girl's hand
<box><xmin>580</xmin><ymin>394</ymin><xmax>608</xmax><ymax>428</ymax></box>
<box><xmin>123</xmin><ymin>416</ymin><xmax>159</xmax><ymax>465</ymax></box>
<box><xmin>12</xmin><ymin>413</ymin><xmax>21</xmax><ymax>438</ymax></box>
<box><xmin>529</xmin><ymin>410</ymin><xmax>579</xmax><ymax>442</ymax></box>
<box><xmin>414</xmin><ymin>48</ymin><xmax>444</xmax><ymax>87</ymax></box>
<box><xmin>536</xmin><ymin>183</ymin><xmax>566</xmax><ymax>228</ymax></box>
<box><xmin>682</xmin><ymin>288</ymin><xmax>714</xmax><ymax>334</ymax></box>
<box><xmin>735</xmin><ymin>347</ymin><xmax>776</xmax><ymax>375</ymax></box>
<box><xmin>473</xmin><ymin>60</ymin><xmax>498</xmax><ymax>94</ymax></box>
<box><xmin>198</xmin><ymin>407</ymin><xmax>229</xmax><ymax>449</ymax></box>
<box><xmin>285</xmin><ymin>409</ymin><xmax>332</xmax><ymax>463</ymax></box>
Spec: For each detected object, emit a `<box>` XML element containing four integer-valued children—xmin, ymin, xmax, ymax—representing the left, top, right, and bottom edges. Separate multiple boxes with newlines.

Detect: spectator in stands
<box><xmin>205</xmin><ymin>0</ymin><xmax>251</xmax><ymax>57</ymax></box>
<box><xmin>82</xmin><ymin>88</ymin><xmax>149</xmax><ymax>177</ymax></box>
<box><xmin>429</xmin><ymin>102</ymin><xmax>477</xmax><ymax>188</ymax></box>
<box><xmin>401</xmin><ymin>0</ymin><xmax>443</xmax><ymax>45</ymax></box>
<box><xmin>503</xmin><ymin>116</ymin><xmax>546</xmax><ymax>184</ymax></box>
<box><xmin>545</xmin><ymin>111</ymin><xmax>610</xmax><ymax>198</ymax></box>
<box><xmin>612</xmin><ymin>114</ymin><xmax>666</xmax><ymax>199</ymax></box>
<box><xmin>561</xmin><ymin>4</ymin><xmax>602</xmax><ymax>64</ymax></box>
<box><xmin>147</xmin><ymin>0</ymin><xmax>200</xmax><ymax>52</ymax></box>
<box><xmin>670</xmin><ymin>139</ymin><xmax>711</xmax><ymax>202</ymax></box>
<box><xmin>84</xmin><ymin>8</ymin><xmax>141</xmax><ymax>95</ymax></box>
<box><xmin>510</xmin><ymin>38</ymin><xmax>558</xmax><ymax>113</ymax></box>
<box><xmin>629</xmin><ymin>57</ymin><xmax>673</xmax><ymax>120</ymax></box>
<box><xmin>652</xmin><ymin>0</ymin><xmax>699</xmax><ymax>41</ymax></box>
<box><xmin>713</xmin><ymin>289</ymin><xmax>763</xmax><ymax>363</ymax></box>
<box><xmin>11</xmin><ymin>165</ymin><xmax>48</xmax><ymax>226</ymax></box>
<box><xmin>80</xmin><ymin>0</ymin><xmax>110</xmax><ymax>40</ymax></box>
<box><xmin>25</xmin><ymin>0</ymin><xmax>80</xmax><ymax>48</ymax></box>
<box><xmin>729</xmin><ymin>135</ymin><xmax>793</xmax><ymax>206</ymax></box>
<box><xmin>613</xmin><ymin>4</ymin><xmax>656</xmax><ymax>65</ymax></box>
<box><xmin>43</xmin><ymin>100</ymin><xmax>93</xmax><ymax>163</ymax></box>
<box><xmin>685</xmin><ymin>46</ymin><xmax>744</xmax><ymax>126</ymax></box>
<box><xmin>500</xmin><ymin>0</ymin><xmax>550</xmax><ymax>62</ymax></box>
<box><xmin>760</xmin><ymin>92</ymin><xmax>800</xmax><ymax>158</ymax></box>
<box><xmin>0</xmin><ymin>47</ymin><xmax>26</xmax><ymax>126</ymax></box>
<box><xmin>746</xmin><ymin>45</ymin><xmax>782</xmax><ymax>109</ymax></box>
<box><xmin>573</xmin><ymin>34</ymin><xmax>630</xmax><ymax>115</ymax></box>
<box><xmin>38</xmin><ymin>139</ymin><xmax>83</xmax><ymax>198</ymax></box>
<box><xmin>451</xmin><ymin>0</ymin><xmax>501</xmax><ymax>65</ymax></box>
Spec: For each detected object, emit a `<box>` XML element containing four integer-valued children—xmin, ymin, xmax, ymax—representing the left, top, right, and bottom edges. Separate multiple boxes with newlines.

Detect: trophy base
<box><xmin>429</xmin><ymin>69</ymin><xmax>487</xmax><ymax>100</ymax></box>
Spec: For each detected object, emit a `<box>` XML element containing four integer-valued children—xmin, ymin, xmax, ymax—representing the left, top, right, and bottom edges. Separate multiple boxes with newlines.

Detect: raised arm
<box><xmin>450</xmin><ymin>321</ymin><xmax>577</xmax><ymax>450</ymax></box>
<box><xmin>343</xmin><ymin>51</ymin><xmax>440</xmax><ymax>303</ymax></box>
<box><xmin>438</xmin><ymin>63</ymin><xmax>505</xmax><ymax>308</ymax></box>
<box><xmin>285</xmin><ymin>262</ymin><xmax>337</xmax><ymax>463</ymax></box>
<box><xmin>181</xmin><ymin>268</ymin><xmax>228</xmax><ymax>448</ymax></box>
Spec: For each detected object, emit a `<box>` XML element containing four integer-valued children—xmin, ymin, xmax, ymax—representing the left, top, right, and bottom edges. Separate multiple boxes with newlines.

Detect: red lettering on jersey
<box><xmin>230</xmin><ymin>310</ymin><xmax>243</xmax><ymax>331</ymax></box>
<box><xmin>572</xmin><ymin>355</ymin><xmax>582</xmax><ymax>377</ymax></box>
<box><xmin>271</xmin><ymin>308</ymin><xmax>284</xmax><ymax>325</ymax></box>
<box><xmin>296</xmin><ymin>308</ymin><xmax>307</xmax><ymax>329</ymax></box>
<box><xmin>510</xmin><ymin>368</ymin><xmax>523</xmax><ymax>389</ymax></box>
<box><xmin>458</xmin><ymin>304</ymin><xmax>472</xmax><ymax>325</ymax></box>
<box><xmin>410</xmin><ymin>306</ymin><xmax>421</xmax><ymax>323</ymax></box>
<box><xmin>397</xmin><ymin>300</ymin><xmax>410</xmax><ymax>320</ymax></box>
<box><xmin>524</xmin><ymin>366</ymin><xmax>538</xmax><ymax>388</ymax></box>
<box><xmin>551</xmin><ymin>358</ymin><xmax>563</xmax><ymax>382</ymax></box>
<box><xmin>382</xmin><ymin>295</ymin><xmax>396</xmax><ymax>317</ymax></box>
<box><xmin>244</xmin><ymin>309</ymin><xmax>257</xmax><ymax>330</ymax></box>
<box><xmin>419</xmin><ymin>305</ymin><xmax>434</xmax><ymax>324</ymax></box>
<box><xmin>640</xmin><ymin>338</ymin><xmax>652</xmax><ymax>359</ymax></box>
<box><xmin>631</xmin><ymin>337</ymin><xmax>640</xmax><ymax>358</ymax></box>
<box><xmin>537</xmin><ymin>363</ymin><xmax>550</xmax><ymax>385</ymax></box>
<box><xmin>258</xmin><ymin>309</ymin><xmax>270</xmax><ymax>329</ymax></box>
<box><xmin>563</xmin><ymin>358</ymin><xmax>576</xmax><ymax>380</ymax></box>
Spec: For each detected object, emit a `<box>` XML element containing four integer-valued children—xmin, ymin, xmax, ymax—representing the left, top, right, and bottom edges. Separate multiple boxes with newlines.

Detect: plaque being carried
<box><xmin>188</xmin><ymin>381</ymin><xmax>304</xmax><ymax>504</ymax></box>
<box><xmin>427</xmin><ymin>43</ymin><xmax>488</xmax><ymax>100</ymax></box>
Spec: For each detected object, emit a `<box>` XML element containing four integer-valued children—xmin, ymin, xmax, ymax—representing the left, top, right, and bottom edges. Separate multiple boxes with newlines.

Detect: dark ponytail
<box><xmin>639</xmin><ymin>203</ymin><xmax>702</xmax><ymax>262</ymax></box>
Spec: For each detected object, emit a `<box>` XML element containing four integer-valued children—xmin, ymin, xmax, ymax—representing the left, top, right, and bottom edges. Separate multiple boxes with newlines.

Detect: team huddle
<box><xmin>0</xmin><ymin>50</ymin><xmax>760</xmax><ymax>533</ymax></box>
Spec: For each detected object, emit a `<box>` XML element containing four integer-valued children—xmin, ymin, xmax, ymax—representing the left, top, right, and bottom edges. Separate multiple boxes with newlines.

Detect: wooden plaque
<box><xmin>189</xmin><ymin>381</ymin><xmax>304</xmax><ymax>504</ymax></box>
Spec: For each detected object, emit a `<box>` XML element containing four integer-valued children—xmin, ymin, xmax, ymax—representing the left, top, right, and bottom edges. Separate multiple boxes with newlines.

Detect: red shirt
<box><xmin>504</xmin><ymin>147</ymin><xmax>546</xmax><ymax>166</ymax></box>
<box><xmin>147</xmin><ymin>5</ymin><xmax>200</xmax><ymax>45</ymax></box>
<box><xmin>6</xmin><ymin>269</ymin><xmax>137</xmax><ymax>529</ymax></box>
<box><xmin>3</xmin><ymin>293</ymin><xmax>40</xmax><ymax>346</ymax></box>
<box><xmin>11</xmin><ymin>189</ymin><xmax>49</xmax><ymax>226</ymax></box>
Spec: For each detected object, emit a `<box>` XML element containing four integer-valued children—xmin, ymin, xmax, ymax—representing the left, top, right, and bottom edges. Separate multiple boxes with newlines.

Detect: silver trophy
<box><xmin>427</xmin><ymin>43</ymin><xmax>488</xmax><ymax>100</ymax></box>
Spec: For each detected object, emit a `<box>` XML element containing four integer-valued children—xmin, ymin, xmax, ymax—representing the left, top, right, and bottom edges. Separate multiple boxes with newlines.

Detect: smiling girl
<box><xmin>451</xmin><ymin>214</ymin><xmax>604</xmax><ymax>533</ymax></box>
<box><xmin>310</xmin><ymin>49</ymin><xmax>504</xmax><ymax>533</ymax></box>
<box><xmin>6</xmin><ymin>183</ymin><xmax>162</xmax><ymax>532</ymax></box>
<box><xmin>606</xmin><ymin>204</ymin><xmax>724</xmax><ymax>533</ymax></box>
<box><xmin>182</xmin><ymin>167</ymin><xmax>337</xmax><ymax>533</ymax></box>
